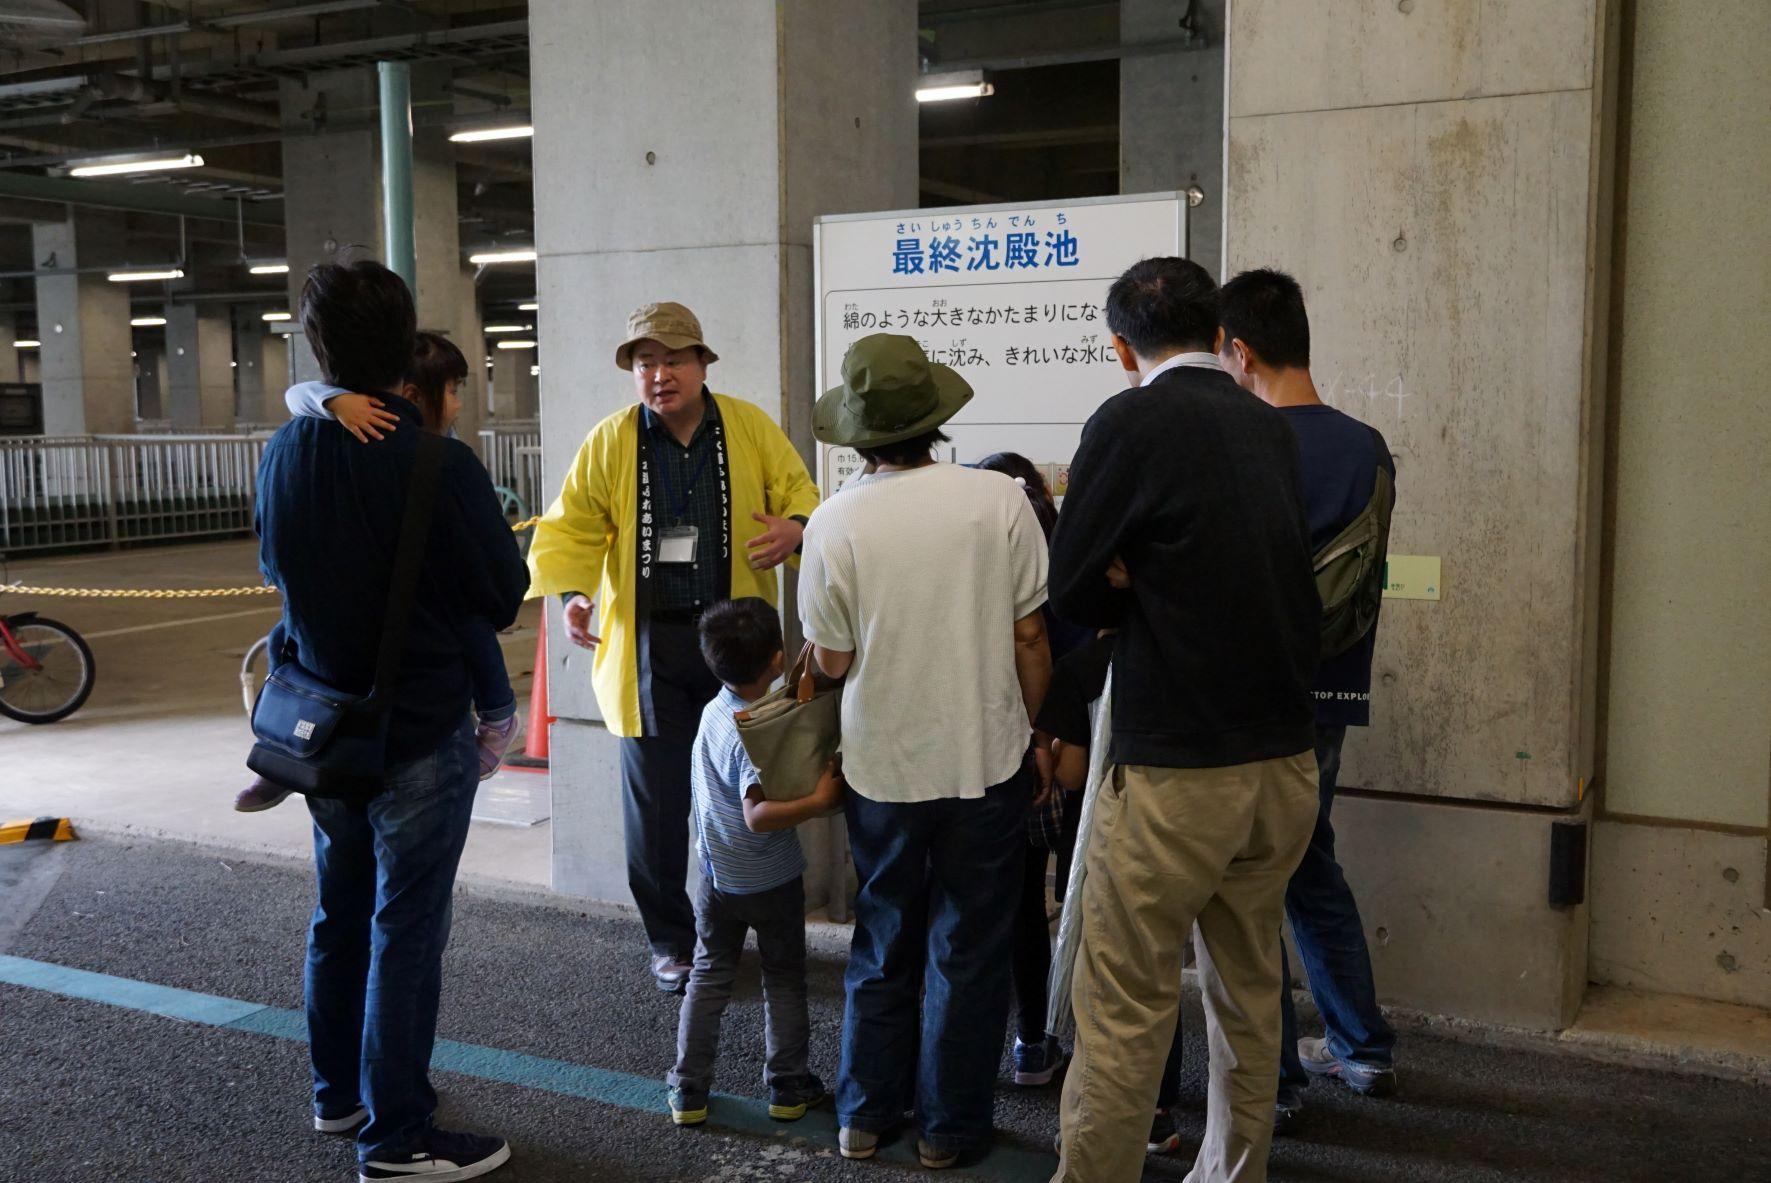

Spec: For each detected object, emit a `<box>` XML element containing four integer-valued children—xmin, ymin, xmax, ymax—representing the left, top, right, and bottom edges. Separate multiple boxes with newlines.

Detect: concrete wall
<box><xmin>1120</xmin><ymin>0</ymin><xmax>1225</xmax><ymax>277</ymax></box>
<box><xmin>529</xmin><ymin>0</ymin><xmax>916</xmax><ymax>906</ymax></box>
<box><xmin>1588</xmin><ymin>0</ymin><xmax>1771</xmax><ymax>1009</ymax></box>
<box><xmin>1225</xmin><ymin>0</ymin><xmax>1619</xmax><ymax>1027</ymax></box>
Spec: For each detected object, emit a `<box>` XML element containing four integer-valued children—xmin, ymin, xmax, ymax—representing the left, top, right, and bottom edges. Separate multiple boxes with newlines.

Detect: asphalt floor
<box><xmin>1</xmin><ymin>836</ymin><xmax>1765</xmax><ymax>1182</ymax></box>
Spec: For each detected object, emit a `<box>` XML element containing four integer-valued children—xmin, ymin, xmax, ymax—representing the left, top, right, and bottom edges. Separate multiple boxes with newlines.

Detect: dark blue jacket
<box><xmin>256</xmin><ymin>395</ymin><xmax>529</xmax><ymax>763</ymax></box>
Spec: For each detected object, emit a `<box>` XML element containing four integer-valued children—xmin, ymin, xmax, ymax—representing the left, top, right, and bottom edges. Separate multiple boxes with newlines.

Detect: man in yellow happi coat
<box><xmin>527</xmin><ymin>302</ymin><xmax>820</xmax><ymax>992</ymax></box>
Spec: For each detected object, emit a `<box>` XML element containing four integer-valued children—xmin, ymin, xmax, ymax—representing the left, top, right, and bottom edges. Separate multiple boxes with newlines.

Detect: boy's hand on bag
<box><xmin>326</xmin><ymin>393</ymin><xmax>401</xmax><ymax>443</ymax></box>
<box><xmin>808</xmin><ymin>759</ymin><xmax>845</xmax><ymax>812</ymax></box>
<box><xmin>1031</xmin><ymin>743</ymin><xmax>1055</xmax><ymax>808</ymax></box>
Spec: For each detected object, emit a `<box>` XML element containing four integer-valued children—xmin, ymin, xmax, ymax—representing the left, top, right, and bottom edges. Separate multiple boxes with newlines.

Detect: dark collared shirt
<box><xmin>643</xmin><ymin>390</ymin><xmax>726</xmax><ymax>614</ymax></box>
<box><xmin>256</xmin><ymin>394</ymin><xmax>530</xmax><ymax>762</ymax></box>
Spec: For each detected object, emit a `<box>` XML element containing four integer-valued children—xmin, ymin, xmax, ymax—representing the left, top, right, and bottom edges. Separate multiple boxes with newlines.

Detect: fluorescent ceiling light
<box><xmin>450</xmin><ymin>125</ymin><xmax>534</xmax><ymax>143</ymax></box>
<box><xmin>483</xmin><ymin>324</ymin><xmax>532</xmax><ymax>334</ymax></box>
<box><xmin>495</xmin><ymin>339</ymin><xmax>537</xmax><ymax>351</ymax></box>
<box><xmin>69</xmin><ymin>152</ymin><xmax>204</xmax><ymax>177</ymax></box>
<box><xmin>108</xmin><ymin>268</ymin><xmax>185</xmax><ymax>282</ymax></box>
<box><xmin>518</xmin><ymin>301</ymin><xmax>538</xmax><ymax>311</ymax></box>
<box><xmin>916</xmin><ymin>70</ymin><xmax>993</xmax><ymax>103</ymax></box>
<box><xmin>130</xmin><ymin>316</ymin><xmax>167</xmax><ymax>327</ymax></box>
<box><xmin>13</xmin><ymin>338</ymin><xmax>40</xmax><ymax>348</ymax></box>
<box><xmin>262</xmin><ymin>311</ymin><xmax>292</xmax><ymax>322</ymax></box>
<box><xmin>248</xmin><ymin>262</ymin><xmax>289</xmax><ymax>275</ymax></box>
<box><xmin>469</xmin><ymin>248</ymin><xmax>537</xmax><ymax>265</ymax></box>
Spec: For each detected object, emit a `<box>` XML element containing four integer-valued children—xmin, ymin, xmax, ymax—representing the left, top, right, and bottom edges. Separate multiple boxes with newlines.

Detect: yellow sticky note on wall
<box><xmin>1383</xmin><ymin>555</ymin><xmax>1441</xmax><ymax>601</ymax></box>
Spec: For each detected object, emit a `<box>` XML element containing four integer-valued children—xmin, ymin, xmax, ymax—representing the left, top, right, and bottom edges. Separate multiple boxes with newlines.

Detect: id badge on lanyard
<box><xmin>658</xmin><ymin>523</ymin><xmax>698</xmax><ymax>564</ymax></box>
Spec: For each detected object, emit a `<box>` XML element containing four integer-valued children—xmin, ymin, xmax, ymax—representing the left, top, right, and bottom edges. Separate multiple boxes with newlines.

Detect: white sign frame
<box><xmin>812</xmin><ymin>191</ymin><xmax>1187</xmax><ymax>497</ymax></box>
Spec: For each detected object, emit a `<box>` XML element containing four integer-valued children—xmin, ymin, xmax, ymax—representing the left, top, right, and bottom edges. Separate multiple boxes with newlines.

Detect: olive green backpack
<box><xmin>1314</xmin><ymin>432</ymin><xmax>1394</xmax><ymax>658</ymax></box>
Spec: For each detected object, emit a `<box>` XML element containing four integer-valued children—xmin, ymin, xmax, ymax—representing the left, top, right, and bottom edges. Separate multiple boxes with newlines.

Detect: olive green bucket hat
<box><xmin>814</xmin><ymin>333</ymin><xmax>973</xmax><ymax>449</ymax></box>
<box><xmin>615</xmin><ymin>301</ymin><xmax>720</xmax><ymax>371</ymax></box>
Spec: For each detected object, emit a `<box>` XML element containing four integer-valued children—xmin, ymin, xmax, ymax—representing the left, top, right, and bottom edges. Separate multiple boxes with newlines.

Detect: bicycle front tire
<box><xmin>0</xmin><ymin>616</ymin><xmax>96</xmax><ymax>724</ymax></box>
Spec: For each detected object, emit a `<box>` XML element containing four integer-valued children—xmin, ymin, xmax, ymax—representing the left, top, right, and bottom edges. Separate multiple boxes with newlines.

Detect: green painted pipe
<box><xmin>377</xmin><ymin>60</ymin><xmax>416</xmax><ymax>291</ymax></box>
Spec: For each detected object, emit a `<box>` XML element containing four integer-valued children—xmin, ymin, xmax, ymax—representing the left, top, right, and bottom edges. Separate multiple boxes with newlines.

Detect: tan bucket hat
<box><xmin>614</xmin><ymin>301</ymin><xmax>720</xmax><ymax>371</ymax></box>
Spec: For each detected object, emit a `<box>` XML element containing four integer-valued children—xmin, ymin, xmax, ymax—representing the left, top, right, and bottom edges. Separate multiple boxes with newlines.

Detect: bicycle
<box><xmin>0</xmin><ymin>554</ymin><xmax>97</xmax><ymax>724</ymax></box>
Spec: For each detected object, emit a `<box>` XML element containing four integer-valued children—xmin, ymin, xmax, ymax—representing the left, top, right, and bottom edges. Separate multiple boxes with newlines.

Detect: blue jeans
<box><xmin>462</xmin><ymin>620</ymin><xmax>515</xmax><ymax>723</ymax></box>
<box><xmin>838</xmin><ymin>767</ymin><xmax>1032</xmax><ymax>1156</ymax></box>
<box><xmin>305</xmin><ymin>715</ymin><xmax>479</xmax><ymax>1161</ymax></box>
<box><xmin>1279</xmin><ymin>725</ymin><xmax>1396</xmax><ymax>1090</ymax></box>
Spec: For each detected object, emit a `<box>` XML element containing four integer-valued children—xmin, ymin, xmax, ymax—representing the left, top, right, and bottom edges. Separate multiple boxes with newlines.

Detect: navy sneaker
<box><xmin>917</xmin><ymin>1138</ymin><xmax>960</xmax><ymax>1169</ymax></box>
<box><xmin>1274</xmin><ymin>1087</ymin><xmax>1304</xmax><ymax>1137</ymax></box>
<box><xmin>668</xmin><ymin>1084</ymin><xmax>708</xmax><ymax>1126</ymax></box>
<box><xmin>1146</xmin><ymin>1108</ymin><xmax>1181</xmax><ymax>1155</ymax></box>
<box><xmin>767</xmin><ymin>1073</ymin><xmax>826</xmax><ymax>1121</ymax></box>
<box><xmin>358</xmin><ymin>1128</ymin><xmax>510</xmax><ymax>1181</ymax></box>
<box><xmin>1011</xmin><ymin>1033</ymin><xmax>1068</xmax><ymax>1086</ymax></box>
<box><xmin>1297</xmin><ymin>1036</ymin><xmax>1397</xmax><ymax>1097</ymax></box>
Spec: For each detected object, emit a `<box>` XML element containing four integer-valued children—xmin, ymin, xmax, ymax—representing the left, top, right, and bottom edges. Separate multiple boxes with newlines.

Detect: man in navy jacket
<box><xmin>257</xmin><ymin>258</ymin><xmax>527</xmax><ymax>1182</ymax></box>
<box><xmin>1218</xmin><ymin>268</ymin><xmax>1399</xmax><ymax>1126</ymax></box>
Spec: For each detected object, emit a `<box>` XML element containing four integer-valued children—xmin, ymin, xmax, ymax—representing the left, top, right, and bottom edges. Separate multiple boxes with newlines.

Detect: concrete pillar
<box><xmin>232</xmin><ymin>308</ymin><xmax>270</xmax><ymax>424</ymax></box>
<box><xmin>0</xmin><ymin>312</ymin><xmax>19</xmax><ymax>384</ymax></box>
<box><xmin>410</xmin><ymin>65</ymin><xmax>487</xmax><ymax>442</ymax></box>
<box><xmin>31</xmin><ymin>210</ymin><xmax>134</xmax><ymax>435</ymax></box>
<box><xmin>1120</xmin><ymin>0</ymin><xmax>1225</xmax><ymax>277</ymax></box>
<box><xmin>280</xmin><ymin>65</ymin><xmax>480</xmax><ymax>416</ymax></box>
<box><xmin>133</xmin><ymin>346</ymin><xmax>163</xmax><ymax>422</ymax></box>
<box><xmin>1588</xmin><ymin>0</ymin><xmax>1771</xmax><ymax>1010</ymax></box>
<box><xmin>262</xmin><ymin>332</ymin><xmax>291</xmax><ymax>416</ymax></box>
<box><xmin>491</xmin><ymin>346</ymin><xmax>538</xmax><ymax>420</ymax></box>
<box><xmin>280</xmin><ymin>68</ymin><xmax>383</xmax><ymax>384</ymax></box>
<box><xmin>1224</xmin><ymin>0</ymin><xmax>1622</xmax><ymax>1029</ymax></box>
<box><xmin>164</xmin><ymin>304</ymin><xmax>236</xmax><ymax>429</ymax></box>
<box><xmin>530</xmin><ymin>0</ymin><xmax>917</xmax><ymax>904</ymax></box>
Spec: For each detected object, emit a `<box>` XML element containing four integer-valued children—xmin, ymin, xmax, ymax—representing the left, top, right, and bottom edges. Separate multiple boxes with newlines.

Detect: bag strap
<box><xmin>368</xmin><ymin>432</ymin><xmax>446</xmax><ymax>705</ymax></box>
<box><xmin>788</xmin><ymin>640</ymin><xmax>818</xmax><ymax>704</ymax></box>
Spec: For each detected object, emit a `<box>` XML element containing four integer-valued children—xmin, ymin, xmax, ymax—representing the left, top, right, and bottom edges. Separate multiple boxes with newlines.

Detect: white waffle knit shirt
<box><xmin>798</xmin><ymin>463</ymin><xmax>1049</xmax><ymax>803</ymax></box>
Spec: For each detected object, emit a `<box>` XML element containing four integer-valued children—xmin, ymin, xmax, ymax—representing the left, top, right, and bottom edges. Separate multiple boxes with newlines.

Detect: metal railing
<box><xmin>479</xmin><ymin>420</ymin><xmax>543</xmax><ymax>517</ymax></box>
<box><xmin>1</xmin><ymin>434</ymin><xmax>266</xmax><ymax>552</ymax></box>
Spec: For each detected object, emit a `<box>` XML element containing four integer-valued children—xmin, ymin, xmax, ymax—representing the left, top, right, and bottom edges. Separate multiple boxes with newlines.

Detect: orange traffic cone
<box><xmin>523</xmin><ymin>627</ymin><xmax>555</xmax><ymax>764</ymax></box>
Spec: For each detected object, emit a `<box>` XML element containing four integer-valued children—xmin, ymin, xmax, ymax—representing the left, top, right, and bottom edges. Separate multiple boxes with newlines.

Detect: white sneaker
<box><xmin>359</xmin><ymin>1128</ymin><xmax>510</xmax><ymax>1181</ymax></box>
<box><xmin>314</xmin><ymin>1105</ymin><xmax>367</xmax><ymax>1135</ymax></box>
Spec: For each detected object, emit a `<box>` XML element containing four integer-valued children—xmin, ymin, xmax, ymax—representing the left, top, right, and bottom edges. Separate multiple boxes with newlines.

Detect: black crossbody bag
<box><xmin>247</xmin><ymin>432</ymin><xmax>445</xmax><ymax>801</ymax></box>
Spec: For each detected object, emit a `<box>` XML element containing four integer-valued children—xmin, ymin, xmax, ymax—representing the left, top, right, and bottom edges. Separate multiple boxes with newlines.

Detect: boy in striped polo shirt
<box><xmin>666</xmin><ymin>597</ymin><xmax>843</xmax><ymax>1126</ymax></box>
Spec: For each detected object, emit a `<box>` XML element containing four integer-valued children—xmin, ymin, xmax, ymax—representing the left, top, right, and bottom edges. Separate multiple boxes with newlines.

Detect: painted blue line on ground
<box><xmin>0</xmin><ymin>954</ymin><xmax>1055</xmax><ymax>1182</ymax></box>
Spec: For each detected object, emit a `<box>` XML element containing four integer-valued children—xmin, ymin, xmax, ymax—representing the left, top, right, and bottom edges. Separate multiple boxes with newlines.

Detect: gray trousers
<box><xmin>668</xmin><ymin>873</ymin><xmax>810</xmax><ymax>1098</ymax></box>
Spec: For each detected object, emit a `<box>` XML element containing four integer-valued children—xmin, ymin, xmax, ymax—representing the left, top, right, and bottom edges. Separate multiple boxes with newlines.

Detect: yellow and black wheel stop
<box><xmin>0</xmin><ymin>817</ymin><xmax>76</xmax><ymax>844</ymax></box>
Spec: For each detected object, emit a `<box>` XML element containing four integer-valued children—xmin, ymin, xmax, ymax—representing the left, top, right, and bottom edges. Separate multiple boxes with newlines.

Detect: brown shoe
<box><xmin>234</xmin><ymin>777</ymin><xmax>291</xmax><ymax>812</ymax></box>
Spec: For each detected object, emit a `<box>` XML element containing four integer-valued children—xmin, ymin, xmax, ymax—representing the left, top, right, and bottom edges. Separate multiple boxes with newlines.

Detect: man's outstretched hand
<box><xmin>563</xmin><ymin>594</ymin><xmax>601</xmax><ymax>649</ymax></box>
<box><xmin>746</xmin><ymin>512</ymin><xmax>805</xmax><ymax>571</ymax></box>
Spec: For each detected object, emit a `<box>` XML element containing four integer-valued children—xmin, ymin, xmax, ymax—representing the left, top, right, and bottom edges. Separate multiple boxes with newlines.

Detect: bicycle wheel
<box><xmin>0</xmin><ymin>617</ymin><xmax>96</xmax><ymax>724</ymax></box>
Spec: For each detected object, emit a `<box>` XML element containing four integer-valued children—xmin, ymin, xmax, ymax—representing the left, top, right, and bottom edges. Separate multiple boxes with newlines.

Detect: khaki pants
<box><xmin>1052</xmin><ymin>753</ymin><xmax>1318</xmax><ymax>1183</ymax></box>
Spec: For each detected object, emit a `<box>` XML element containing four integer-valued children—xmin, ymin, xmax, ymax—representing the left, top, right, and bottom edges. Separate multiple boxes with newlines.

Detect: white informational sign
<box><xmin>812</xmin><ymin>192</ymin><xmax>1186</xmax><ymax>497</ymax></box>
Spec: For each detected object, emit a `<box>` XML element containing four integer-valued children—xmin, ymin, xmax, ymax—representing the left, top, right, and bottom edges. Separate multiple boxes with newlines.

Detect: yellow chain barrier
<box><xmin>1</xmin><ymin>518</ymin><xmax>543</xmax><ymax>600</ymax></box>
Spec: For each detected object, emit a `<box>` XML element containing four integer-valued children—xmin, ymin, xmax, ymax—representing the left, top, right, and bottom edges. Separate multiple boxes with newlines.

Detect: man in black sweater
<box><xmin>1047</xmin><ymin>257</ymin><xmax>1321</xmax><ymax>1183</ymax></box>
